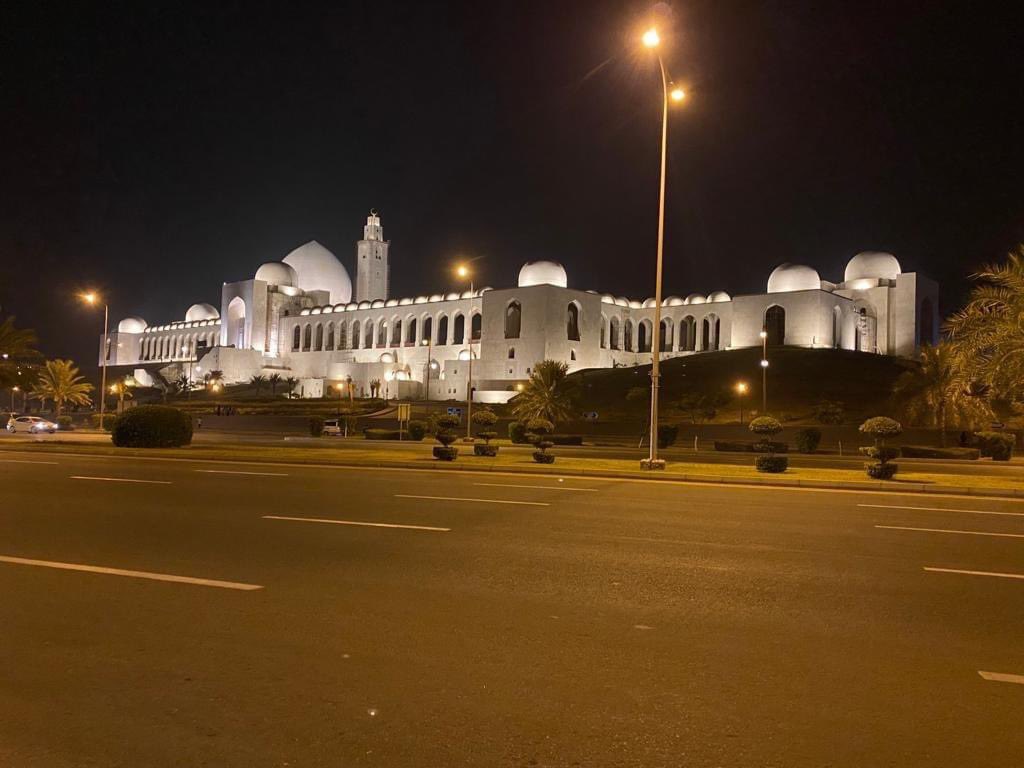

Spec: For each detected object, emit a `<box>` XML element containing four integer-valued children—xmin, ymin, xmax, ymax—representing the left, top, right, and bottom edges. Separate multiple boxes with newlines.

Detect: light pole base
<box><xmin>640</xmin><ymin>458</ymin><xmax>666</xmax><ymax>471</ymax></box>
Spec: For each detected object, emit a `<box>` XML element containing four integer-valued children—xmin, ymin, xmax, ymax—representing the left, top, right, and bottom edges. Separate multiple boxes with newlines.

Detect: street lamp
<box><xmin>455</xmin><ymin>262</ymin><xmax>475</xmax><ymax>440</ymax></box>
<box><xmin>735</xmin><ymin>381</ymin><xmax>748</xmax><ymax>426</ymax></box>
<box><xmin>81</xmin><ymin>292</ymin><xmax>110</xmax><ymax>430</ymax></box>
<box><xmin>759</xmin><ymin>329</ymin><xmax>769</xmax><ymax>414</ymax></box>
<box><xmin>640</xmin><ymin>26</ymin><xmax>686</xmax><ymax>471</ymax></box>
<box><xmin>10</xmin><ymin>385</ymin><xmax>18</xmax><ymax>412</ymax></box>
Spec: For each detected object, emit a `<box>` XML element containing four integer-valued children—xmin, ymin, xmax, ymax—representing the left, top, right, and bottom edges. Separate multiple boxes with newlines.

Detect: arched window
<box><xmin>713</xmin><ymin>316</ymin><xmax>721</xmax><ymax>351</ymax></box>
<box><xmin>325</xmin><ymin>323</ymin><xmax>334</xmax><ymax>351</ymax></box>
<box><xmin>610</xmin><ymin>317</ymin><xmax>620</xmax><ymax>350</ymax></box>
<box><xmin>659</xmin><ymin>318</ymin><xmax>673</xmax><ymax>352</ymax></box>
<box><xmin>437</xmin><ymin>315</ymin><xmax>449</xmax><ymax>345</ymax></box>
<box><xmin>406</xmin><ymin>318</ymin><xmax>417</xmax><ymax>345</ymax></box>
<box><xmin>303</xmin><ymin>324</ymin><xmax>312</xmax><ymax>351</ymax></box>
<box><xmin>209</xmin><ymin>331</ymin><xmax>217</xmax><ymax>349</ymax></box>
<box><xmin>566</xmin><ymin>302</ymin><xmax>580</xmax><ymax>341</ymax></box>
<box><xmin>505</xmin><ymin>301</ymin><xmax>522</xmax><ymax>339</ymax></box>
<box><xmin>471</xmin><ymin>312</ymin><xmax>482</xmax><ymax>341</ymax></box>
<box><xmin>919</xmin><ymin>297</ymin><xmax>934</xmax><ymax>347</ymax></box>
<box><xmin>351</xmin><ymin>320</ymin><xmax>360</xmax><ymax>349</ymax></box>
<box><xmin>338</xmin><ymin>321</ymin><xmax>347</xmax><ymax>350</ymax></box>
<box><xmin>855</xmin><ymin>307</ymin><xmax>867</xmax><ymax>351</ymax></box>
<box><xmin>453</xmin><ymin>314</ymin><xmax>465</xmax><ymax>344</ymax></box>
<box><xmin>624</xmin><ymin>319</ymin><xmax>634</xmax><ymax>352</ymax></box>
<box><xmin>378</xmin><ymin>320</ymin><xmax>388</xmax><ymax>347</ymax></box>
<box><xmin>390</xmin><ymin>319</ymin><xmax>401</xmax><ymax>346</ymax></box>
<box><xmin>422</xmin><ymin>315</ymin><xmax>433</xmax><ymax>344</ymax></box>
<box><xmin>600</xmin><ymin>315</ymin><xmax>608</xmax><ymax>348</ymax></box>
<box><xmin>681</xmin><ymin>316</ymin><xmax>696</xmax><ymax>351</ymax></box>
<box><xmin>314</xmin><ymin>323</ymin><xmax>324</xmax><ymax>351</ymax></box>
<box><xmin>365</xmin><ymin>320</ymin><xmax>374</xmax><ymax>349</ymax></box>
<box><xmin>701</xmin><ymin>318</ymin><xmax>711</xmax><ymax>351</ymax></box>
<box><xmin>226</xmin><ymin>297</ymin><xmax>246</xmax><ymax>349</ymax></box>
<box><xmin>638</xmin><ymin>320</ymin><xmax>651</xmax><ymax>352</ymax></box>
<box><xmin>764</xmin><ymin>305</ymin><xmax>785</xmax><ymax>346</ymax></box>
<box><xmin>832</xmin><ymin>307</ymin><xmax>841</xmax><ymax>348</ymax></box>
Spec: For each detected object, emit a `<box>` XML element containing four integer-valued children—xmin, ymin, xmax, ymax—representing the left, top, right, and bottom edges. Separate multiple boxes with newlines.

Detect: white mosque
<box><xmin>102</xmin><ymin>211</ymin><xmax>939</xmax><ymax>403</ymax></box>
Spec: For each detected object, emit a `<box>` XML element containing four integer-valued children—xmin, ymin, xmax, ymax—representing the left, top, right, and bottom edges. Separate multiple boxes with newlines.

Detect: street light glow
<box><xmin>760</xmin><ymin>359</ymin><xmax>769</xmax><ymax>368</ymax></box>
<box><xmin>759</xmin><ymin>330</ymin><xmax>768</xmax><ymax>339</ymax></box>
<box><xmin>671</xmin><ymin>87</ymin><xmax>685</xmax><ymax>102</ymax></box>
<box><xmin>81</xmin><ymin>292</ymin><xmax>97</xmax><ymax>305</ymax></box>
<box><xmin>642</xmin><ymin>28</ymin><xmax>660</xmax><ymax>48</ymax></box>
<box><xmin>456</xmin><ymin>264</ymin><xmax>469</xmax><ymax>279</ymax></box>
<box><xmin>736</xmin><ymin>381</ymin><xmax>748</xmax><ymax>394</ymax></box>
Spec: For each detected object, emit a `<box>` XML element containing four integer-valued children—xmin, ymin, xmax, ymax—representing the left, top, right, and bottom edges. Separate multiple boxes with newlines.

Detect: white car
<box><xmin>322</xmin><ymin>418</ymin><xmax>343</xmax><ymax>436</ymax></box>
<box><xmin>6</xmin><ymin>416</ymin><xmax>57</xmax><ymax>434</ymax></box>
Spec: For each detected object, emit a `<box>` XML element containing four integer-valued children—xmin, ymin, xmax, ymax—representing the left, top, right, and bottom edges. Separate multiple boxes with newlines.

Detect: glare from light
<box><xmin>456</xmin><ymin>264</ymin><xmax>469</xmax><ymax>279</ymax></box>
<box><xmin>642</xmin><ymin>28</ymin><xmax>660</xmax><ymax>48</ymax></box>
<box><xmin>671</xmin><ymin>87</ymin><xmax>685</xmax><ymax>102</ymax></box>
<box><xmin>735</xmin><ymin>382</ymin><xmax>748</xmax><ymax>394</ymax></box>
<box><xmin>760</xmin><ymin>359</ymin><xmax>769</xmax><ymax>368</ymax></box>
<box><xmin>81</xmin><ymin>292</ymin><xmax>97</xmax><ymax>305</ymax></box>
<box><xmin>759</xmin><ymin>330</ymin><xmax>768</xmax><ymax>339</ymax></box>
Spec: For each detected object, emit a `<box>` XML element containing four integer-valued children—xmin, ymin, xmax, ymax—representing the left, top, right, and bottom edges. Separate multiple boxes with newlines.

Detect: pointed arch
<box><xmin>566</xmin><ymin>302</ymin><xmax>581</xmax><ymax>341</ymax></box>
<box><xmin>505</xmin><ymin>300</ymin><xmax>522</xmax><ymax>339</ymax></box>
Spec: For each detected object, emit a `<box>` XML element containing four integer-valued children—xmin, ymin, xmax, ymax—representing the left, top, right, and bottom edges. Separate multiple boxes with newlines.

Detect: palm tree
<box><xmin>893</xmin><ymin>344</ymin><xmax>993</xmax><ymax>445</ymax></box>
<box><xmin>250</xmin><ymin>374</ymin><xmax>267</xmax><ymax>394</ymax></box>
<box><xmin>946</xmin><ymin>246</ymin><xmax>1024</xmax><ymax>399</ymax></box>
<box><xmin>284</xmin><ymin>376</ymin><xmax>299</xmax><ymax>398</ymax></box>
<box><xmin>208</xmin><ymin>369</ymin><xmax>225</xmax><ymax>384</ymax></box>
<box><xmin>511</xmin><ymin>360</ymin><xmax>575</xmax><ymax>425</ymax></box>
<box><xmin>31</xmin><ymin>359</ymin><xmax>94</xmax><ymax>417</ymax></box>
<box><xmin>268</xmin><ymin>373</ymin><xmax>283</xmax><ymax>395</ymax></box>
<box><xmin>174</xmin><ymin>374</ymin><xmax>190</xmax><ymax>394</ymax></box>
<box><xmin>0</xmin><ymin>316</ymin><xmax>40</xmax><ymax>389</ymax></box>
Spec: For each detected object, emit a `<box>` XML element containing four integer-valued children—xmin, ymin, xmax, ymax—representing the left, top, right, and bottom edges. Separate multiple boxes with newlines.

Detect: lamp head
<box><xmin>759</xmin><ymin>330</ymin><xmax>768</xmax><ymax>339</ymax></box>
<box><xmin>670</xmin><ymin>87</ymin><xmax>685</xmax><ymax>102</ymax></box>
<box><xmin>642</xmin><ymin>28</ymin><xmax>660</xmax><ymax>48</ymax></box>
<box><xmin>760</xmin><ymin>359</ymin><xmax>769</xmax><ymax>368</ymax></box>
<box><xmin>81</xmin><ymin>292</ymin><xmax>97</xmax><ymax>305</ymax></box>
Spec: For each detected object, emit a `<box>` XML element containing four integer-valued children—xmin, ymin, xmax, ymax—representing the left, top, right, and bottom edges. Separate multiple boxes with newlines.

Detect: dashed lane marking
<box><xmin>924</xmin><ymin>566</ymin><xmax>1024</xmax><ymax>581</ymax></box>
<box><xmin>394</xmin><ymin>494</ymin><xmax>549</xmax><ymax>507</ymax></box>
<box><xmin>876</xmin><ymin>525</ymin><xmax>1024</xmax><ymax>539</ymax></box>
<box><xmin>70</xmin><ymin>476</ymin><xmax>171</xmax><ymax>485</ymax></box>
<box><xmin>978</xmin><ymin>671</ymin><xmax>1024</xmax><ymax>685</ymax></box>
<box><xmin>263</xmin><ymin>515</ymin><xmax>450</xmax><ymax>532</ymax></box>
<box><xmin>0</xmin><ymin>555</ymin><xmax>262</xmax><ymax>590</ymax></box>
<box><xmin>859</xmin><ymin>503</ymin><xmax>1024</xmax><ymax>517</ymax></box>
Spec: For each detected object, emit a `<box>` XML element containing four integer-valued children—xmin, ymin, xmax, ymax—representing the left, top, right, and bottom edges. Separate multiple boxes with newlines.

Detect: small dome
<box><xmin>385</xmin><ymin>299</ymin><xmax>399</xmax><ymax>307</ymax></box>
<box><xmin>642</xmin><ymin>298</ymin><xmax>658</xmax><ymax>308</ymax></box>
<box><xmin>282</xmin><ymin>240</ymin><xmax>353</xmax><ymax>304</ymax></box>
<box><xmin>767</xmin><ymin>263</ymin><xmax>821</xmax><ymax>293</ymax></box>
<box><xmin>518</xmin><ymin>260</ymin><xmax>568</xmax><ymax>288</ymax></box>
<box><xmin>601</xmin><ymin>294</ymin><xmax>615</xmax><ymax>304</ymax></box>
<box><xmin>371</xmin><ymin>300</ymin><xmax>385</xmax><ymax>308</ymax></box>
<box><xmin>665</xmin><ymin>296</ymin><xmax>684</xmax><ymax>306</ymax></box>
<box><xmin>708</xmin><ymin>290</ymin><xmax>731</xmax><ymax>303</ymax></box>
<box><xmin>185</xmin><ymin>303</ymin><xmax>219</xmax><ymax>322</ymax></box>
<box><xmin>615</xmin><ymin>297</ymin><xmax>629</xmax><ymax>307</ymax></box>
<box><xmin>460</xmin><ymin>290</ymin><xmax>474</xmax><ymax>299</ymax></box>
<box><xmin>844</xmin><ymin>251</ymin><xmax>902</xmax><ymax>282</ymax></box>
<box><xmin>429</xmin><ymin>293</ymin><xmax>443</xmax><ymax>302</ymax></box>
<box><xmin>254</xmin><ymin>261</ymin><xmax>298</xmax><ymax>287</ymax></box>
<box><xmin>445</xmin><ymin>292</ymin><xmax>460</xmax><ymax>301</ymax></box>
<box><xmin>399</xmin><ymin>297</ymin><xmax>414</xmax><ymax>306</ymax></box>
<box><xmin>684</xmin><ymin>293</ymin><xmax>706</xmax><ymax>305</ymax></box>
<box><xmin>414</xmin><ymin>296</ymin><xmax>428</xmax><ymax>304</ymax></box>
<box><xmin>117</xmin><ymin>316</ymin><xmax>147</xmax><ymax>334</ymax></box>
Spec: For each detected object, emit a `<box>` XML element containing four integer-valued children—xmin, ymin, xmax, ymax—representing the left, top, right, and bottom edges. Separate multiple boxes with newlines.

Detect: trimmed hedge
<box><xmin>91</xmin><ymin>413</ymin><xmax>118</xmax><ymax>432</ymax></box>
<box><xmin>549</xmin><ymin>434</ymin><xmax>584</xmax><ymax>446</ymax></box>
<box><xmin>111</xmin><ymin>406</ymin><xmax>192</xmax><ymax>448</ymax></box>
<box><xmin>755</xmin><ymin>455</ymin><xmax>788</xmax><ymax>473</ymax></box>
<box><xmin>795</xmin><ymin>427</ymin><xmax>821</xmax><ymax>454</ymax></box>
<box><xmin>407</xmin><ymin>420</ymin><xmax>428</xmax><ymax>441</ymax></box>
<box><xmin>867</xmin><ymin>462</ymin><xmax>898</xmax><ymax>479</ymax></box>
<box><xmin>57</xmin><ymin>415</ymin><xmax>73</xmax><ymax>430</ymax></box>
<box><xmin>309</xmin><ymin>417</ymin><xmax>324</xmax><ymax>437</ymax></box>
<box><xmin>715</xmin><ymin>440</ymin><xmax>788</xmax><ymax>453</ymax></box>
<box><xmin>364</xmin><ymin>428</ymin><xmax>401</xmax><ymax>440</ymax></box>
<box><xmin>508</xmin><ymin>421</ymin><xmax>529</xmax><ymax>444</ymax></box>
<box><xmin>976</xmin><ymin>431</ymin><xmax>1015</xmax><ymax>461</ymax></box>
<box><xmin>657</xmin><ymin>424</ymin><xmax>678</xmax><ymax>449</ymax></box>
<box><xmin>900</xmin><ymin>445</ymin><xmax>981</xmax><ymax>460</ymax></box>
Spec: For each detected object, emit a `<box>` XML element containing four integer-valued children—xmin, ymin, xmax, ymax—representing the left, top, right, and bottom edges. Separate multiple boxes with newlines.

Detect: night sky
<box><xmin>3</xmin><ymin>1</ymin><xmax>1022</xmax><ymax>372</ymax></box>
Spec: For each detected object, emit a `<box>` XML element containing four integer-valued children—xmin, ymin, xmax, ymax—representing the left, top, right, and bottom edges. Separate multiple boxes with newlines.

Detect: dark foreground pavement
<box><xmin>0</xmin><ymin>450</ymin><xmax>1021</xmax><ymax>766</ymax></box>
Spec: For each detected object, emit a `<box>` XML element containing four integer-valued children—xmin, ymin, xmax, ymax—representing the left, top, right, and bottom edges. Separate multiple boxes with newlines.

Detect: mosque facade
<box><xmin>101</xmin><ymin>212</ymin><xmax>939</xmax><ymax>402</ymax></box>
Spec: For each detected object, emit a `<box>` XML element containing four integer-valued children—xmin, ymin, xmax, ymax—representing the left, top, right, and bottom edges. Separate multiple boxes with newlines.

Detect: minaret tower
<box><xmin>355</xmin><ymin>209</ymin><xmax>389</xmax><ymax>302</ymax></box>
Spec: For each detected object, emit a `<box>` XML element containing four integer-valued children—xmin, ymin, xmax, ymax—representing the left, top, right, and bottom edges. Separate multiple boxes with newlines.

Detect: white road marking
<box><xmin>0</xmin><ymin>555</ymin><xmax>262</xmax><ymax>590</ymax></box>
<box><xmin>924</xmin><ymin>566</ymin><xmax>1024</xmax><ymax>581</ymax></box>
<box><xmin>70</xmin><ymin>475</ymin><xmax>171</xmax><ymax>485</ymax></box>
<box><xmin>263</xmin><ymin>515</ymin><xmax>450</xmax><ymax>532</ymax></box>
<box><xmin>0</xmin><ymin>459</ymin><xmax>59</xmax><ymax>465</ymax></box>
<box><xmin>876</xmin><ymin>525</ymin><xmax>1024</xmax><ymax>539</ymax></box>
<box><xmin>195</xmin><ymin>469</ymin><xmax>288</xmax><ymax>477</ymax></box>
<box><xmin>395</xmin><ymin>494</ymin><xmax>550</xmax><ymax>507</ymax></box>
<box><xmin>859</xmin><ymin>503</ymin><xmax>1024</xmax><ymax>517</ymax></box>
<box><xmin>978</xmin><ymin>670</ymin><xmax>1024</xmax><ymax>685</ymax></box>
<box><xmin>473</xmin><ymin>482</ymin><xmax>598</xmax><ymax>492</ymax></box>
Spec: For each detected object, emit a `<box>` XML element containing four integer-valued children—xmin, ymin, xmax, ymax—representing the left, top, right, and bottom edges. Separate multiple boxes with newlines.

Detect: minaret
<box><xmin>355</xmin><ymin>209</ymin><xmax>389</xmax><ymax>302</ymax></box>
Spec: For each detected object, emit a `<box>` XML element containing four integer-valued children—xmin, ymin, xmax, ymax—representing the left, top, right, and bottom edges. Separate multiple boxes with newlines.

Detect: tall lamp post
<box><xmin>81</xmin><ymin>292</ymin><xmax>109</xmax><ymax>430</ymax></box>
<box><xmin>759</xmin><ymin>329</ymin><xmax>769</xmax><ymax>414</ymax></box>
<box><xmin>735</xmin><ymin>381</ymin><xmax>748</xmax><ymax>426</ymax></box>
<box><xmin>640</xmin><ymin>27</ymin><xmax>686</xmax><ymax>470</ymax></box>
<box><xmin>456</xmin><ymin>264</ymin><xmax>475</xmax><ymax>440</ymax></box>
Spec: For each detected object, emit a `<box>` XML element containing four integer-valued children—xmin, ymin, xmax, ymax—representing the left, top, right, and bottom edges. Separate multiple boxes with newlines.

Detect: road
<box><xmin>0</xmin><ymin>450</ymin><xmax>1022</xmax><ymax>766</ymax></box>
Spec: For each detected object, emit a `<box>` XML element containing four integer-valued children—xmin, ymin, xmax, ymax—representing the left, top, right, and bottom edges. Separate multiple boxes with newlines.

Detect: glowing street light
<box><xmin>759</xmin><ymin>329</ymin><xmax>769</xmax><ymax>413</ymax></box>
<box><xmin>671</xmin><ymin>87</ymin><xmax>685</xmax><ymax>102</ymax></box>
<box><xmin>80</xmin><ymin>291</ymin><xmax>110</xmax><ymax>430</ymax></box>
<box><xmin>642</xmin><ymin>28</ymin><xmax>660</xmax><ymax>48</ymax></box>
<box><xmin>455</xmin><ymin>262</ymin><xmax>476</xmax><ymax>440</ymax></box>
<box><xmin>735</xmin><ymin>380</ymin><xmax>748</xmax><ymax>426</ymax></box>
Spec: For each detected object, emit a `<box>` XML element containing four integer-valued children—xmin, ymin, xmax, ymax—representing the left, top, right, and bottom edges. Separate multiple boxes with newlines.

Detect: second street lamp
<box><xmin>81</xmin><ymin>292</ymin><xmax>110</xmax><ymax>430</ymax></box>
<box><xmin>456</xmin><ymin>263</ymin><xmax>475</xmax><ymax>440</ymax></box>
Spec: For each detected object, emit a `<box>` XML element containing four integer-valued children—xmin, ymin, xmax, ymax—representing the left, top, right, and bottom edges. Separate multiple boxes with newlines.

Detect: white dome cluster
<box><xmin>844</xmin><ymin>251</ymin><xmax>901</xmax><ymax>282</ymax></box>
<box><xmin>518</xmin><ymin>260</ymin><xmax>568</xmax><ymax>288</ymax></box>
<box><xmin>117</xmin><ymin>316</ymin><xmax>147</xmax><ymax>334</ymax></box>
<box><xmin>767</xmin><ymin>263</ymin><xmax>821</xmax><ymax>293</ymax></box>
<box><xmin>255</xmin><ymin>261</ymin><xmax>298</xmax><ymax>287</ymax></box>
<box><xmin>185</xmin><ymin>303</ymin><xmax>219</xmax><ymax>322</ymax></box>
<box><xmin>282</xmin><ymin>240</ymin><xmax>353</xmax><ymax>304</ymax></box>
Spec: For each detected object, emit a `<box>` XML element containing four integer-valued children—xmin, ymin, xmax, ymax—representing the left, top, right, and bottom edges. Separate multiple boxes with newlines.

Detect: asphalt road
<box><xmin>0</xmin><ymin>450</ymin><xmax>1022</xmax><ymax>766</ymax></box>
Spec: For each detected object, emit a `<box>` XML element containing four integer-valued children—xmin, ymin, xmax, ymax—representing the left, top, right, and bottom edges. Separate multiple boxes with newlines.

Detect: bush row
<box><xmin>111</xmin><ymin>406</ymin><xmax>192</xmax><ymax>448</ymax></box>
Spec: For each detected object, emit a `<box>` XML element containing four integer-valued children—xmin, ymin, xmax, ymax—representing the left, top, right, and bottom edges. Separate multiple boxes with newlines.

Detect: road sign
<box><xmin>397</xmin><ymin>403</ymin><xmax>411</xmax><ymax>422</ymax></box>
<box><xmin>447</xmin><ymin>407</ymin><xmax>463</xmax><ymax>417</ymax></box>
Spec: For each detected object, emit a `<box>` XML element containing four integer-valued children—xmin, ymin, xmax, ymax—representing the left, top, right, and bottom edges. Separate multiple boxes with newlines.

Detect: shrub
<box><xmin>91</xmin><ymin>413</ymin><xmax>118</xmax><ymax>432</ymax></box>
<box><xmin>309</xmin><ymin>417</ymin><xmax>324</xmax><ymax>437</ymax></box>
<box><xmin>549</xmin><ymin>434</ymin><xmax>584</xmax><ymax>446</ymax></box>
<box><xmin>508</xmin><ymin>420</ymin><xmax>529</xmax><ymax>444</ymax></box>
<box><xmin>795</xmin><ymin>427</ymin><xmax>822</xmax><ymax>454</ymax></box>
<box><xmin>812</xmin><ymin>400</ymin><xmax>845</xmax><ymax>425</ymax></box>
<box><xmin>975</xmin><ymin>431</ymin><xmax>1015</xmax><ymax>461</ymax></box>
<box><xmin>433</xmin><ymin>445</ymin><xmax>459</xmax><ymax>460</ymax></box>
<box><xmin>714</xmin><ymin>440</ymin><xmax>787</xmax><ymax>453</ymax></box>
<box><xmin>471</xmin><ymin>408</ymin><xmax>498</xmax><ymax>438</ymax></box>
<box><xmin>900</xmin><ymin>445</ymin><xmax>980</xmax><ymax>460</ymax></box>
<box><xmin>435</xmin><ymin>414</ymin><xmax>460</xmax><ymax>459</ymax></box>
<box><xmin>533</xmin><ymin>450</ymin><xmax>555</xmax><ymax>464</ymax></box>
<box><xmin>755</xmin><ymin>455</ymin><xmax>788</xmax><ymax>473</ymax></box>
<box><xmin>364</xmin><ymin>428</ymin><xmax>401</xmax><ymax>440</ymax></box>
<box><xmin>859</xmin><ymin>416</ymin><xmax>902</xmax><ymax>478</ymax></box>
<box><xmin>657</xmin><ymin>424</ymin><xmax>679</xmax><ymax>449</ymax></box>
<box><xmin>111</xmin><ymin>405</ymin><xmax>192</xmax><ymax>448</ymax></box>
<box><xmin>862</xmin><ymin>446</ymin><xmax>900</xmax><ymax>462</ymax></box>
<box><xmin>407</xmin><ymin>420</ymin><xmax>428</xmax><ymax>441</ymax></box>
<box><xmin>474</xmin><ymin>444</ymin><xmax>498</xmax><ymax>457</ymax></box>
<box><xmin>57</xmin><ymin>415</ymin><xmax>73</xmax><ymax>430</ymax></box>
<box><xmin>749</xmin><ymin>416</ymin><xmax>783</xmax><ymax>457</ymax></box>
<box><xmin>527</xmin><ymin>418</ymin><xmax>555</xmax><ymax>463</ymax></box>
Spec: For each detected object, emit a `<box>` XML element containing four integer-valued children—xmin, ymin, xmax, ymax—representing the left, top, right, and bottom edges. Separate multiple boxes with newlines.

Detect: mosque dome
<box><xmin>707</xmin><ymin>290</ymin><xmax>732</xmax><ymax>303</ymax></box>
<box><xmin>844</xmin><ymin>251</ymin><xmax>902</xmax><ymax>283</ymax></box>
<box><xmin>684</xmin><ymin>293</ymin><xmax>706</xmax><ymax>305</ymax></box>
<box><xmin>255</xmin><ymin>261</ymin><xmax>298</xmax><ymax>287</ymax></box>
<box><xmin>117</xmin><ymin>316</ymin><xmax>147</xmax><ymax>334</ymax></box>
<box><xmin>282</xmin><ymin>240</ymin><xmax>353</xmax><ymax>304</ymax></box>
<box><xmin>185</xmin><ymin>303</ymin><xmax>220</xmax><ymax>322</ymax></box>
<box><xmin>767</xmin><ymin>263</ymin><xmax>821</xmax><ymax>293</ymax></box>
<box><xmin>518</xmin><ymin>260</ymin><xmax>568</xmax><ymax>288</ymax></box>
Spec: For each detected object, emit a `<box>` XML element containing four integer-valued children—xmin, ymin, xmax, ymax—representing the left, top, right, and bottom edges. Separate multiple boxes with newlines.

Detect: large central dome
<box><xmin>518</xmin><ymin>260</ymin><xmax>568</xmax><ymax>288</ymax></box>
<box><xmin>282</xmin><ymin>241</ymin><xmax>353</xmax><ymax>304</ymax></box>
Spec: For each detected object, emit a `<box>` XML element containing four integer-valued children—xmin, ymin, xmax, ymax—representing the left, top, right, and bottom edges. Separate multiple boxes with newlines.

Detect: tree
<box><xmin>284</xmin><ymin>377</ymin><xmax>299</xmax><ymax>398</ymax></box>
<box><xmin>677</xmin><ymin>391</ymin><xmax>727</xmax><ymax>424</ymax></box>
<box><xmin>859</xmin><ymin>416</ymin><xmax>902</xmax><ymax>479</ymax></box>
<box><xmin>31</xmin><ymin>359</ymin><xmax>94</xmax><ymax>417</ymax></box>
<box><xmin>811</xmin><ymin>400</ymin><xmax>845</xmax><ymax>425</ymax></box>
<box><xmin>268</xmin><ymin>373</ymin><xmax>283</xmax><ymax>395</ymax></box>
<box><xmin>0</xmin><ymin>316</ymin><xmax>40</xmax><ymax>389</ymax></box>
<box><xmin>208</xmin><ymin>370</ymin><xmax>224</xmax><ymax>385</ymax></box>
<box><xmin>511</xmin><ymin>360</ymin><xmax>575</xmax><ymax>425</ymax></box>
<box><xmin>893</xmin><ymin>343</ymin><xmax>993</xmax><ymax>444</ymax></box>
<box><xmin>174</xmin><ymin>374</ymin><xmax>190</xmax><ymax>394</ymax></box>
<box><xmin>947</xmin><ymin>246</ymin><xmax>1024</xmax><ymax>399</ymax></box>
<box><xmin>250</xmin><ymin>374</ymin><xmax>267</xmax><ymax>394</ymax></box>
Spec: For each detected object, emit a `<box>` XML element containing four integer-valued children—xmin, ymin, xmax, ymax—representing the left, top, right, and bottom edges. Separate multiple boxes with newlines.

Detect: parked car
<box><xmin>322</xmin><ymin>418</ymin><xmax>343</xmax><ymax>436</ymax></box>
<box><xmin>6</xmin><ymin>416</ymin><xmax>57</xmax><ymax>434</ymax></box>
